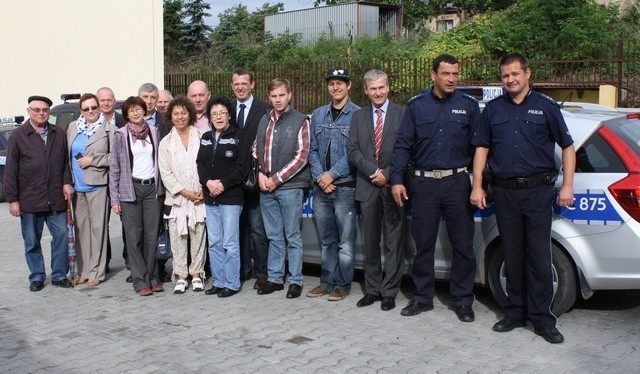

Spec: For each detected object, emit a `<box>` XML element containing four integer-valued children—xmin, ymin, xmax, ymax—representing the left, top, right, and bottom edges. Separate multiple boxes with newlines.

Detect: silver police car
<box><xmin>301</xmin><ymin>102</ymin><xmax>640</xmax><ymax>316</ymax></box>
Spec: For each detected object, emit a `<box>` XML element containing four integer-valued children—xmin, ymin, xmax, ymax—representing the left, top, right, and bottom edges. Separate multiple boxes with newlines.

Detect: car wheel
<box><xmin>488</xmin><ymin>242</ymin><xmax>577</xmax><ymax>317</ymax></box>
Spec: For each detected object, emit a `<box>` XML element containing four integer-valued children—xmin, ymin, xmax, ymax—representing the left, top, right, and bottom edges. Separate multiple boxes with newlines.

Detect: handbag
<box><xmin>155</xmin><ymin>219</ymin><xmax>172</xmax><ymax>260</ymax></box>
<box><xmin>243</xmin><ymin>157</ymin><xmax>259</xmax><ymax>192</ymax></box>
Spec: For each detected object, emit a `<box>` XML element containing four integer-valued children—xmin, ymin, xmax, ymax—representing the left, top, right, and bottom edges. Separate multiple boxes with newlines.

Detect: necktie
<box><xmin>237</xmin><ymin>103</ymin><xmax>246</xmax><ymax>129</ymax></box>
<box><xmin>374</xmin><ymin>108</ymin><xmax>384</xmax><ymax>166</ymax></box>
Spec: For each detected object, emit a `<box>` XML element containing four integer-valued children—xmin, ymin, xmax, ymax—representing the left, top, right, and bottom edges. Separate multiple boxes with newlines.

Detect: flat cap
<box><xmin>325</xmin><ymin>68</ymin><xmax>350</xmax><ymax>82</ymax></box>
<box><xmin>28</xmin><ymin>95</ymin><xmax>53</xmax><ymax>107</ymax></box>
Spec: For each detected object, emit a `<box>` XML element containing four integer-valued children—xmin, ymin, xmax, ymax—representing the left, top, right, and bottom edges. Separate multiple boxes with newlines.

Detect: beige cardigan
<box><xmin>67</xmin><ymin>120</ymin><xmax>118</xmax><ymax>186</ymax></box>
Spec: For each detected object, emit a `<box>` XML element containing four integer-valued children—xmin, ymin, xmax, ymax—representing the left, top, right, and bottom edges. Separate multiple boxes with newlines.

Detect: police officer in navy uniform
<box><xmin>470</xmin><ymin>53</ymin><xmax>575</xmax><ymax>344</ymax></box>
<box><xmin>390</xmin><ymin>54</ymin><xmax>480</xmax><ymax>321</ymax></box>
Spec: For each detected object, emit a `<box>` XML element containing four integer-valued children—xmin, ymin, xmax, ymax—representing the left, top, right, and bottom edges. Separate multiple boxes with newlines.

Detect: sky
<box><xmin>206</xmin><ymin>0</ymin><xmax>313</xmax><ymax>26</ymax></box>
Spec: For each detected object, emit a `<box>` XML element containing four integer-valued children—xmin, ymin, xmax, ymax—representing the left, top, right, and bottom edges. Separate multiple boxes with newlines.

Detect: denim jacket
<box><xmin>309</xmin><ymin>99</ymin><xmax>360</xmax><ymax>183</ymax></box>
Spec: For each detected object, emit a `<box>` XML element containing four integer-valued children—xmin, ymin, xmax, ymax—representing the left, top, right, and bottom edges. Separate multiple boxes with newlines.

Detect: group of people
<box><xmin>6</xmin><ymin>52</ymin><xmax>574</xmax><ymax>344</ymax></box>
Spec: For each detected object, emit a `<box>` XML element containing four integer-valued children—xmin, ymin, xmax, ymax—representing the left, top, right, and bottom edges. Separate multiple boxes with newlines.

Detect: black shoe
<box><xmin>356</xmin><ymin>293</ymin><xmax>380</xmax><ymax>307</ymax></box>
<box><xmin>51</xmin><ymin>279</ymin><xmax>70</xmax><ymax>288</ymax></box>
<box><xmin>286</xmin><ymin>284</ymin><xmax>302</xmax><ymax>299</ymax></box>
<box><xmin>534</xmin><ymin>326</ymin><xmax>564</xmax><ymax>344</ymax></box>
<box><xmin>454</xmin><ymin>305</ymin><xmax>475</xmax><ymax>322</ymax></box>
<box><xmin>205</xmin><ymin>286</ymin><xmax>222</xmax><ymax>295</ymax></box>
<box><xmin>29</xmin><ymin>281</ymin><xmax>44</xmax><ymax>292</ymax></box>
<box><xmin>257</xmin><ymin>281</ymin><xmax>284</xmax><ymax>295</ymax></box>
<box><xmin>401</xmin><ymin>299</ymin><xmax>433</xmax><ymax>316</ymax></box>
<box><xmin>125</xmin><ymin>275</ymin><xmax>133</xmax><ymax>283</ymax></box>
<box><xmin>492</xmin><ymin>317</ymin><xmax>527</xmax><ymax>332</ymax></box>
<box><xmin>380</xmin><ymin>297</ymin><xmax>396</xmax><ymax>311</ymax></box>
<box><xmin>105</xmin><ymin>264</ymin><xmax>110</xmax><ymax>274</ymax></box>
<box><xmin>217</xmin><ymin>288</ymin><xmax>239</xmax><ymax>298</ymax></box>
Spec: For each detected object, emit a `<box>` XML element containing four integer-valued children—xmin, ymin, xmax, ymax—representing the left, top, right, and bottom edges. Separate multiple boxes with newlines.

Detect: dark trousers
<box><xmin>410</xmin><ymin>173</ymin><xmax>476</xmax><ymax>305</ymax></box>
<box><xmin>121</xmin><ymin>183</ymin><xmax>160</xmax><ymax>292</ymax></box>
<box><xmin>492</xmin><ymin>184</ymin><xmax>556</xmax><ymax>328</ymax></box>
<box><xmin>360</xmin><ymin>187</ymin><xmax>406</xmax><ymax>298</ymax></box>
<box><xmin>240</xmin><ymin>191</ymin><xmax>269</xmax><ymax>279</ymax></box>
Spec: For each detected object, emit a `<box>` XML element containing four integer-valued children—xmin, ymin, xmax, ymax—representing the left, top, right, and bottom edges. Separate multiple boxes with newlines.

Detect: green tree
<box><xmin>181</xmin><ymin>0</ymin><xmax>213</xmax><ymax>53</ymax></box>
<box><xmin>164</xmin><ymin>0</ymin><xmax>185</xmax><ymax>62</ymax></box>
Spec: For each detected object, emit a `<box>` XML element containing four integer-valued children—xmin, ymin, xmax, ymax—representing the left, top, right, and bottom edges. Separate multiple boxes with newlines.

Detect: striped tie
<box><xmin>374</xmin><ymin>108</ymin><xmax>384</xmax><ymax>166</ymax></box>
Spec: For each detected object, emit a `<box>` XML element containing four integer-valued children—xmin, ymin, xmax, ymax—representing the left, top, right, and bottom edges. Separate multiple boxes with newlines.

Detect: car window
<box><xmin>610</xmin><ymin>119</ymin><xmax>640</xmax><ymax>154</ymax></box>
<box><xmin>56</xmin><ymin>111</ymin><xmax>77</xmax><ymax>129</ymax></box>
<box><xmin>576</xmin><ymin>132</ymin><xmax>625</xmax><ymax>173</ymax></box>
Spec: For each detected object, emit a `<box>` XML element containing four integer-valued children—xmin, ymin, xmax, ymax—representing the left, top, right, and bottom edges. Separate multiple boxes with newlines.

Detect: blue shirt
<box><xmin>390</xmin><ymin>89</ymin><xmax>480</xmax><ymax>185</ymax></box>
<box><xmin>472</xmin><ymin>90</ymin><xmax>574</xmax><ymax>179</ymax></box>
<box><xmin>70</xmin><ymin>133</ymin><xmax>98</xmax><ymax>193</ymax></box>
<box><xmin>309</xmin><ymin>99</ymin><xmax>360</xmax><ymax>183</ymax></box>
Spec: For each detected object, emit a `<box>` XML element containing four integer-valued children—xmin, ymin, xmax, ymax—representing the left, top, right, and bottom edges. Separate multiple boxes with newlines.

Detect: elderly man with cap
<box><xmin>4</xmin><ymin>95</ymin><xmax>74</xmax><ymax>291</ymax></box>
<box><xmin>306</xmin><ymin>68</ymin><xmax>360</xmax><ymax>301</ymax></box>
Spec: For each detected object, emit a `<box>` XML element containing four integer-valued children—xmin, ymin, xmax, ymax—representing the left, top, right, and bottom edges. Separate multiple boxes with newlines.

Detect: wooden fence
<box><xmin>165</xmin><ymin>40</ymin><xmax>640</xmax><ymax>112</ymax></box>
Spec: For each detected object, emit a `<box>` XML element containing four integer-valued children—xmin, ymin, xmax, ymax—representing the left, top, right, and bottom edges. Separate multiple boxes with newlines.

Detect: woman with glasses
<box><xmin>158</xmin><ymin>96</ymin><xmax>206</xmax><ymax>294</ymax></box>
<box><xmin>197</xmin><ymin>97</ymin><xmax>248</xmax><ymax>298</ymax></box>
<box><xmin>109</xmin><ymin>96</ymin><xmax>164</xmax><ymax>296</ymax></box>
<box><xmin>67</xmin><ymin>93</ymin><xmax>117</xmax><ymax>287</ymax></box>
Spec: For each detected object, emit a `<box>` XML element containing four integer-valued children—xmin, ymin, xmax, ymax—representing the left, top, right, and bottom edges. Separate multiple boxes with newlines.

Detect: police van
<box><xmin>0</xmin><ymin>116</ymin><xmax>24</xmax><ymax>202</ymax></box>
<box><xmin>301</xmin><ymin>101</ymin><xmax>640</xmax><ymax>316</ymax></box>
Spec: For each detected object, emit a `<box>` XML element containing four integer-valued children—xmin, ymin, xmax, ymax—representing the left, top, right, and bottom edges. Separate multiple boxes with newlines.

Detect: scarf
<box><xmin>127</xmin><ymin>122</ymin><xmax>150</xmax><ymax>146</ymax></box>
<box><xmin>168</xmin><ymin>126</ymin><xmax>206</xmax><ymax>235</ymax></box>
<box><xmin>77</xmin><ymin>113</ymin><xmax>106</xmax><ymax>137</ymax></box>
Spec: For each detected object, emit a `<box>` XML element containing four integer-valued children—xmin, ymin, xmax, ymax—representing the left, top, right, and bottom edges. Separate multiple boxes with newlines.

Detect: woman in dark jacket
<box><xmin>197</xmin><ymin>96</ymin><xmax>248</xmax><ymax>298</ymax></box>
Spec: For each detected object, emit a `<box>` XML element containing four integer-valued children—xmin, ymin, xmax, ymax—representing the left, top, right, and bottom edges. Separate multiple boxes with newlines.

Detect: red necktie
<box><xmin>374</xmin><ymin>108</ymin><xmax>384</xmax><ymax>166</ymax></box>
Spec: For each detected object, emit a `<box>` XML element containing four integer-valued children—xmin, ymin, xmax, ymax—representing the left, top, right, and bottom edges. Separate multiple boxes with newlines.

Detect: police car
<box><xmin>0</xmin><ymin>116</ymin><xmax>24</xmax><ymax>202</ymax></box>
<box><xmin>301</xmin><ymin>101</ymin><xmax>640</xmax><ymax>316</ymax></box>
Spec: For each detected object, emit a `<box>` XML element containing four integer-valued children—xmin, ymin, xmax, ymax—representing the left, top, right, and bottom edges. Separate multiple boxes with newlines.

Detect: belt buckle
<box><xmin>142</xmin><ymin>179</ymin><xmax>151</xmax><ymax>185</ymax></box>
<box><xmin>516</xmin><ymin>177</ymin><xmax>526</xmax><ymax>188</ymax></box>
<box><xmin>433</xmin><ymin>170</ymin><xmax>443</xmax><ymax>179</ymax></box>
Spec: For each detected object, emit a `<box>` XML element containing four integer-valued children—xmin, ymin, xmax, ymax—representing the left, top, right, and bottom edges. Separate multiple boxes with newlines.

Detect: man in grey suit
<box><xmin>348</xmin><ymin>70</ymin><xmax>406</xmax><ymax>311</ymax></box>
<box><xmin>231</xmin><ymin>69</ymin><xmax>272</xmax><ymax>290</ymax></box>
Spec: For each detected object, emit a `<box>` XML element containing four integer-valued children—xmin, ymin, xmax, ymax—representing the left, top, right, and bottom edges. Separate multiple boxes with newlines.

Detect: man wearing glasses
<box><xmin>4</xmin><ymin>96</ymin><xmax>75</xmax><ymax>292</ymax></box>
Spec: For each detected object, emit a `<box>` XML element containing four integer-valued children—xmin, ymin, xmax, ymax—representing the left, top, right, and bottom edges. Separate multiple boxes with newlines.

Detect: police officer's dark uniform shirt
<box><xmin>390</xmin><ymin>89</ymin><xmax>480</xmax><ymax>184</ymax></box>
<box><xmin>472</xmin><ymin>90</ymin><xmax>573</xmax><ymax>179</ymax></box>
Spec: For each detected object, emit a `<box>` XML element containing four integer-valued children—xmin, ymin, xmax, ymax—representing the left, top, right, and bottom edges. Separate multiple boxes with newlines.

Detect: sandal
<box><xmin>73</xmin><ymin>277</ymin><xmax>88</xmax><ymax>286</ymax></box>
<box><xmin>88</xmin><ymin>279</ymin><xmax>100</xmax><ymax>288</ymax></box>
<box><xmin>174</xmin><ymin>279</ymin><xmax>187</xmax><ymax>294</ymax></box>
<box><xmin>192</xmin><ymin>277</ymin><xmax>204</xmax><ymax>292</ymax></box>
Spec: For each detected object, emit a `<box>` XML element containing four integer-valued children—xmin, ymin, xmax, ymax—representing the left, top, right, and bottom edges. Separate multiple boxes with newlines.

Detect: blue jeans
<box><xmin>312</xmin><ymin>186</ymin><xmax>356</xmax><ymax>292</ymax></box>
<box><xmin>206</xmin><ymin>203</ymin><xmax>243</xmax><ymax>291</ymax></box>
<box><xmin>260</xmin><ymin>188</ymin><xmax>305</xmax><ymax>285</ymax></box>
<box><xmin>21</xmin><ymin>210</ymin><xmax>69</xmax><ymax>283</ymax></box>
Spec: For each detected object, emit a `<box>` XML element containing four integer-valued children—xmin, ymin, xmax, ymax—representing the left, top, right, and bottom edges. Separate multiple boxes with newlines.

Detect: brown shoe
<box><xmin>306</xmin><ymin>285</ymin><xmax>328</xmax><ymax>298</ymax></box>
<box><xmin>137</xmin><ymin>287</ymin><xmax>153</xmax><ymax>296</ymax></box>
<box><xmin>253</xmin><ymin>277</ymin><xmax>268</xmax><ymax>290</ymax></box>
<box><xmin>327</xmin><ymin>288</ymin><xmax>348</xmax><ymax>301</ymax></box>
<box><xmin>151</xmin><ymin>284</ymin><xmax>164</xmax><ymax>292</ymax></box>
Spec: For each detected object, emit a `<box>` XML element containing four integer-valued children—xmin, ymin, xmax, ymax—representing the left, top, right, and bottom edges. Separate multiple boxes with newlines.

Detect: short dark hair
<box><xmin>206</xmin><ymin>96</ymin><xmax>236</xmax><ymax>127</ymax></box>
<box><xmin>78</xmin><ymin>93</ymin><xmax>98</xmax><ymax>110</ymax></box>
<box><xmin>500</xmin><ymin>53</ymin><xmax>530</xmax><ymax>70</ymax></box>
<box><xmin>232</xmin><ymin>69</ymin><xmax>255</xmax><ymax>83</ymax></box>
<box><xmin>121</xmin><ymin>96</ymin><xmax>147</xmax><ymax>122</ymax></box>
<box><xmin>432</xmin><ymin>54</ymin><xmax>458</xmax><ymax>73</ymax></box>
<box><xmin>166</xmin><ymin>96</ymin><xmax>197</xmax><ymax>127</ymax></box>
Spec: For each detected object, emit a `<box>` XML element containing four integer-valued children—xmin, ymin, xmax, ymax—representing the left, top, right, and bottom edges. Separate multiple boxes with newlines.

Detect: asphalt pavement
<box><xmin>0</xmin><ymin>204</ymin><xmax>638</xmax><ymax>373</ymax></box>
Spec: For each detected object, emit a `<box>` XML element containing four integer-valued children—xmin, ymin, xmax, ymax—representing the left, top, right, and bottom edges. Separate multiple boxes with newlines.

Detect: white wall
<box><xmin>0</xmin><ymin>0</ymin><xmax>164</xmax><ymax>117</ymax></box>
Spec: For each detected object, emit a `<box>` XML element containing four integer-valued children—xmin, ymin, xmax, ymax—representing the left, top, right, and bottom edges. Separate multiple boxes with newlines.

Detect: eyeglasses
<box><xmin>210</xmin><ymin>111</ymin><xmax>229</xmax><ymax>117</ymax></box>
<box><xmin>29</xmin><ymin>107</ymin><xmax>50</xmax><ymax>113</ymax></box>
<box><xmin>127</xmin><ymin>107</ymin><xmax>145</xmax><ymax>114</ymax></box>
<box><xmin>81</xmin><ymin>105</ymin><xmax>98</xmax><ymax>112</ymax></box>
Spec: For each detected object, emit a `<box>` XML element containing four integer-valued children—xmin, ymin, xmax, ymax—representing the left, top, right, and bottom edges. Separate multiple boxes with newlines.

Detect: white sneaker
<box><xmin>192</xmin><ymin>277</ymin><xmax>204</xmax><ymax>292</ymax></box>
<box><xmin>174</xmin><ymin>280</ymin><xmax>187</xmax><ymax>294</ymax></box>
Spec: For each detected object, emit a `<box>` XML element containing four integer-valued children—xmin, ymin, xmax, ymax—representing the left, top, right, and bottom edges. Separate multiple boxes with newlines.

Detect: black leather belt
<box><xmin>414</xmin><ymin>167</ymin><xmax>467</xmax><ymax>179</ymax></box>
<box><xmin>133</xmin><ymin>177</ymin><xmax>155</xmax><ymax>185</ymax></box>
<box><xmin>491</xmin><ymin>171</ymin><xmax>557</xmax><ymax>190</ymax></box>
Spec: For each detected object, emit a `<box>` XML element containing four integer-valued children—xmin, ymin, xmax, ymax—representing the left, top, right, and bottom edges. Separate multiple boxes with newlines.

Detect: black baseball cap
<box><xmin>325</xmin><ymin>68</ymin><xmax>350</xmax><ymax>82</ymax></box>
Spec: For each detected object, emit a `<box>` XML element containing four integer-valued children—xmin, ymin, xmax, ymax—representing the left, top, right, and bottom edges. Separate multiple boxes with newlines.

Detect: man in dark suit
<box><xmin>231</xmin><ymin>69</ymin><xmax>272</xmax><ymax>290</ymax></box>
<box><xmin>348</xmin><ymin>70</ymin><xmax>407</xmax><ymax>311</ymax></box>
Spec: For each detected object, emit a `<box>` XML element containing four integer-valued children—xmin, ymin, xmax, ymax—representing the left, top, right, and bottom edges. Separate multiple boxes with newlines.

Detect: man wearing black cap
<box><xmin>307</xmin><ymin>69</ymin><xmax>360</xmax><ymax>301</ymax></box>
<box><xmin>4</xmin><ymin>96</ymin><xmax>75</xmax><ymax>291</ymax></box>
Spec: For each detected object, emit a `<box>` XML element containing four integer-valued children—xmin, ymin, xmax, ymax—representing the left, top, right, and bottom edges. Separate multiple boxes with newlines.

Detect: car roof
<box><xmin>561</xmin><ymin>105</ymin><xmax>630</xmax><ymax>148</ymax></box>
